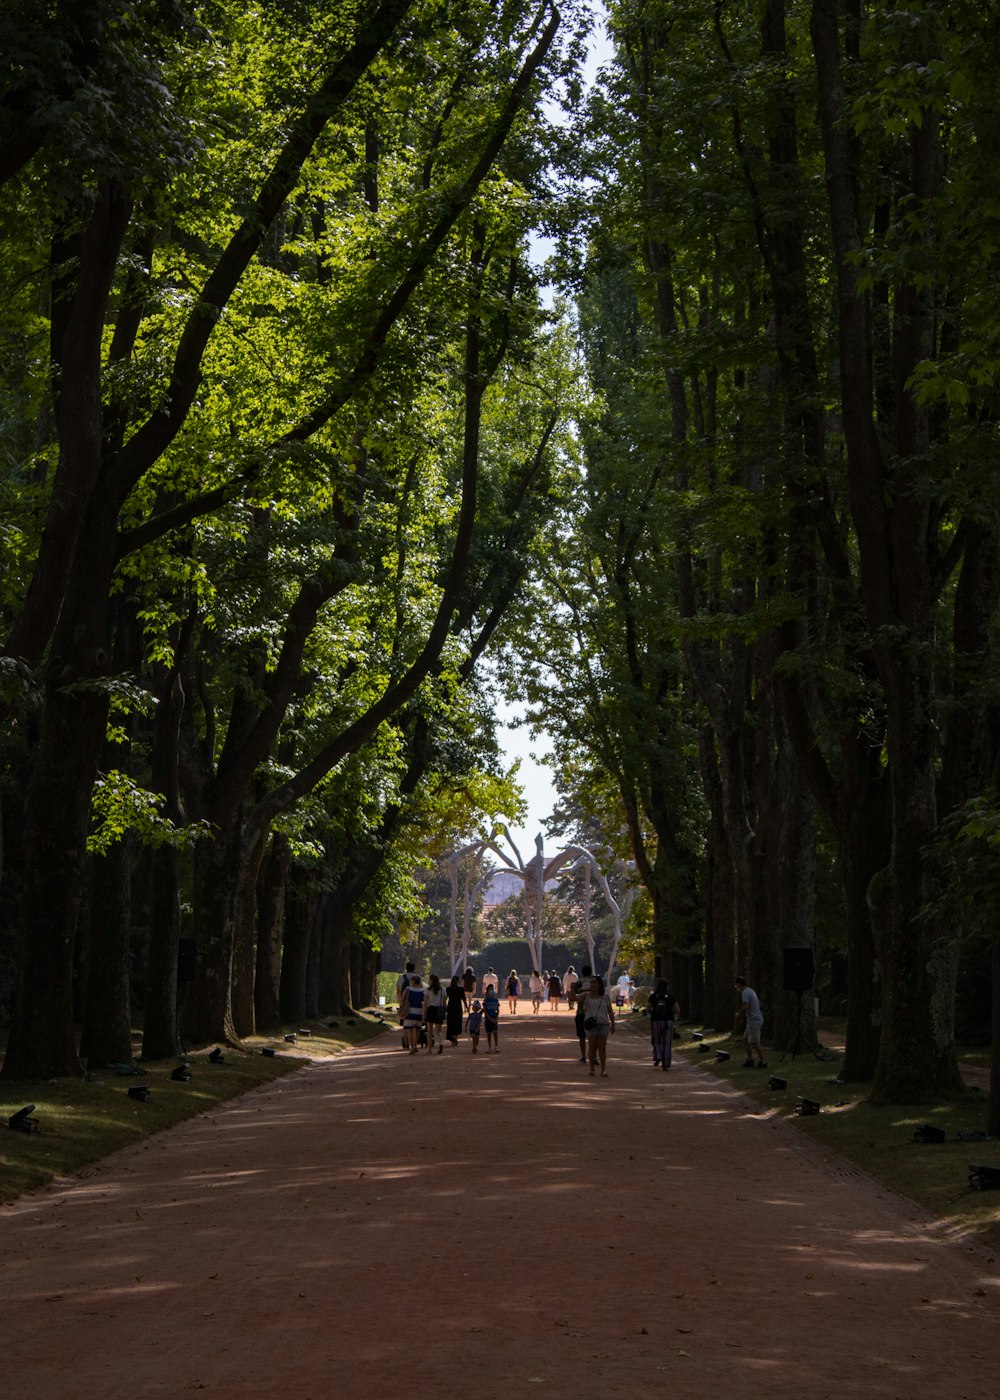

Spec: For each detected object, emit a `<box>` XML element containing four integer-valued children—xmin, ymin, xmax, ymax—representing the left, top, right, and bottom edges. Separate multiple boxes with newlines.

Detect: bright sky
<box><xmin>494</xmin><ymin>701</ymin><xmax>558</xmax><ymax>859</ymax></box>
<box><xmin>491</xmin><ymin>7</ymin><xmax>612</xmax><ymax>861</ymax></box>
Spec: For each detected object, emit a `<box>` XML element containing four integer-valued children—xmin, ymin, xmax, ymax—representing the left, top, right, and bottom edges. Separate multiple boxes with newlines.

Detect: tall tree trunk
<box><xmin>255</xmin><ymin>835</ymin><xmax>291</xmax><ymax>1033</ymax></box>
<box><xmin>79</xmin><ymin>838</ymin><xmax>134</xmax><ymax>1068</ymax></box>
<box><xmin>279</xmin><ymin>879</ymin><xmax>314</xmax><ymax>1026</ymax></box>
<box><xmin>230</xmin><ymin>831</ymin><xmax>267</xmax><ymax>1038</ymax></box>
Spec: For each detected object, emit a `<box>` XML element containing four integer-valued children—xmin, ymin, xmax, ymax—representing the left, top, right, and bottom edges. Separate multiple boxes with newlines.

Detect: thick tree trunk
<box><xmin>279</xmin><ymin>881</ymin><xmax>314</xmax><ymax>1026</ymax></box>
<box><xmin>1</xmin><ymin>678</ymin><xmax>108</xmax><ymax>1079</ymax></box>
<box><xmin>78</xmin><ymin>839</ymin><xmax>134</xmax><ymax>1068</ymax></box>
<box><xmin>988</xmin><ymin>941</ymin><xmax>1000</xmax><ymax>1138</ymax></box>
<box><xmin>230</xmin><ymin>832</ymin><xmax>267</xmax><ymax>1038</ymax></box>
<box><xmin>142</xmin><ymin>845</ymin><xmax>183</xmax><ymax>1058</ymax></box>
<box><xmin>255</xmin><ymin>835</ymin><xmax>290</xmax><ymax>1033</ymax></box>
<box><xmin>142</xmin><ymin>647</ymin><xmax>187</xmax><ymax>1059</ymax></box>
<box><xmin>184</xmin><ymin>828</ymin><xmax>241</xmax><ymax>1045</ymax></box>
<box><xmin>699</xmin><ymin>728</ymin><xmax>736</xmax><ymax>1029</ymax></box>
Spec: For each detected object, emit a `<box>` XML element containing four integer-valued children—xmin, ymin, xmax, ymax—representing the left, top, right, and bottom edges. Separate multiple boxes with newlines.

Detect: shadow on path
<box><xmin>2</xmin><ymin>1011</ymin><xmax>998</xmax><ymax>1398</ymax></box>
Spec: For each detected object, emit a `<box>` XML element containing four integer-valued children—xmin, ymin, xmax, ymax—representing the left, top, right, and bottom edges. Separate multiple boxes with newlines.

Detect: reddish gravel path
<box><xmin>2</xmin><ymin>1010</ymin><xmax>999</xmax><ymax>1399</ymax></box>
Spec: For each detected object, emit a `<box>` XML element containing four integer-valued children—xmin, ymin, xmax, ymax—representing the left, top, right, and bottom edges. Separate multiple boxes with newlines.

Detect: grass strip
<box><xmin>622</xmin><ymin>1012</ymin><xmax>1000</xmax><ymax>1256</ymax></box>
<box><xmin>0</xmin><ymin>1015</ymin><xmax>386</xmax><ymax>1204</ymax></box>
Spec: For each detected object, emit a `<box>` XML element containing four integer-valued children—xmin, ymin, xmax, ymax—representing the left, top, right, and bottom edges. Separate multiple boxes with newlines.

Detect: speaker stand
<box><xmin>779</xmin><ymin>988</ymin><xmax>825</xmax><ymax>1062</ymax></box>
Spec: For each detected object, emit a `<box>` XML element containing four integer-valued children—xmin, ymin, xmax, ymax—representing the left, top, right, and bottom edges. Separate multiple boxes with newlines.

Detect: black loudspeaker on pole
<box><xmin>782</xmin><ymin>945</ymin><xmax>814</xmax><ymax>994</ymax></box>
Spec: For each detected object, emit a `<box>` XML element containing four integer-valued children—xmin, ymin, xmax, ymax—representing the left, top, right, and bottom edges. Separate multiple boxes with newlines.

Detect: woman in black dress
<box><xmin>445</xmin><ymin>975</ymin><xmax>468</xmax><ymax>1046</ymax></box>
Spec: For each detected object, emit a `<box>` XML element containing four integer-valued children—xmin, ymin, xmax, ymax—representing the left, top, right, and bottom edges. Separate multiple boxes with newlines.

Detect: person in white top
<box><xmin>564</xmin><ymin>966</ymin><xmax>579</xmax><ymax>1010</ymax></box>
<box><xmin>734</xmin><ymin>976</ymin><xmax>767</xmax><ymax>1068</ymax></box>
<box><xmin>528</xmin><ymin>970</ymin><xmax>544</xmax><ymax>1013</ymax></box>
<box><xmin>481</xmin><ymin>966</ymin><xmax>501</xmax><ymax>994</ymax></box>
<box><xmin>616</xmin><ymin>972</ymin><xmax>633</xmax><ymax>1007</ymax></box>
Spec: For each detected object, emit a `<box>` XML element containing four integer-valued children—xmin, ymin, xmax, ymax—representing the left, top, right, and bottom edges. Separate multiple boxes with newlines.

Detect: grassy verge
<box><xmin>621</xmin><ymin>1011</ymin><xmax>1000</xmax><ymax>1255</ymax></box>
<box><xmin>0</xmin><ymin>1014</ymin><xmax>386</xmax><ymax>1205</ymax></box>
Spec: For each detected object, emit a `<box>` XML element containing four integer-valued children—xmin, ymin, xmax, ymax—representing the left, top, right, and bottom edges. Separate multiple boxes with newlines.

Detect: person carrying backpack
<box><xmin>482</xmin><ymin>987</ymin><xmax>501</xmax><ymax>1052</ymax></box>
<box><xmin>648</xmin><ymin>978</ymin><xmax>680</xmax><ymax>1069</ymax></box>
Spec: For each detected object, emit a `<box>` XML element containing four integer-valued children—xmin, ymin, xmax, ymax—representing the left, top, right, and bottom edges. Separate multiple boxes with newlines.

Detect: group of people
<box><xmin>395</xmin><ymin>960</ymin><xmax>769</xmax><ymax>1078</ymax></box>
<box><xmin>394</xmin><ymin>961</ymin><xmax>634</xmax><ymax>1075</ymax></box>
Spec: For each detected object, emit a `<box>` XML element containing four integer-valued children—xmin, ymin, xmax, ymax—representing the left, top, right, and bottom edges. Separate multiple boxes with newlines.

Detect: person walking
<box><xmin>580</xmin><ymin>975</ymin><xmax>615</xmax><ymax>1077</ymax></box>
<box><xmin>467</xmin><ymin>1000</ymin><xmax>483</xmax><ymax>1053</ymax></box>
<box><xmin>482</xmin><ymin>984</ymin><xmax>501</xmax><ymax>1052</ymax></box>
<box><xmin>563</xmin><ymin>966</ymin><xmax>577</xmax><ymax>1008</ymax></box>
<box><xmin>547</xmin><ymin>969</ymin><xmax>562</xmax><ymax>1011</ymax></box>
<box><xmin>401</xmin><ymin>975</ymin><xmax>426</xmax><ymax>1054</ymax></box>
<box><xmin>529</xmin><ymin>969</ymin><xmax>544</xmax><ymax>1013</ymax></box>
<box><xmin>462</xmin><ymin>966</ymin><xmax>477</xmax><ymax>1003</ymax></box>
<box><xmin>572</xmin><ymin>964</ymin><xmax>591</xmax><ymax>1060</ymax></box>
<box><xmin>734</xmin><ymin>976</ymin><xmax>767</xmax><ymax>1067</ymax></box>
<box><xmin>424</xmin><ymin>973</ymin><xmax>446</xmax><ymax>1053</ymax></box>
<box><xmin>445</xmin><ymin>975</ymin><xmax>468</xmax><ymax>1046</ymax></box>
<box><xmin>647</xmin><ymin>978</ymin><xmax>680</xmax><ymax>1069</ymax></box>
<box><xmin>506</xmin><ymin>969</ymin><xmax>521</xmax><ymax>1015</ymax></box>
<box><xmin>396</xmin><ymin>962</ymin><xmax>416</xmax><ymax>1049</ymax></box>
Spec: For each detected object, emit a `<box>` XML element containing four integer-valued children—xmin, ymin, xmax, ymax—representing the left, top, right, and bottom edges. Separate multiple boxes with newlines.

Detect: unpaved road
<box><xmin>2</xmin><ymin>1010</ymin><xmax>998</xmax><ymax>1399</ymax></box>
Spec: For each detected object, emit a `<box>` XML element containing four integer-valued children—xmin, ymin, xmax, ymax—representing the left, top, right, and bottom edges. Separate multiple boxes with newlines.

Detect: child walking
<box><xmin>467</xmin><ymin>1000</ymin><xmax>483</xmax><ymax>1053</ymax></box>
<box><xmin>482</xmin><ymin>986</ymin><xmax>501</xmax><ymax>1052</ymax></box>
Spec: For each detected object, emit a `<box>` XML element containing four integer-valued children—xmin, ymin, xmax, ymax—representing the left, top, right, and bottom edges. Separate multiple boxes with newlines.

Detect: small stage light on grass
<box><xmin>698</xmin><ymin>1044</ymin><xmax>711</xmax><ymax>1055</ymax></box>
<box><xmin>768</xmin><ymin>1075</ymin><xmax>787</xmax><ymax>1091</ymax></box>
<box><xmin>913</xmin><ymin>1123</ymin><xmax>946</xmax><ymax>1144</ymax></box>
<box><xmin>171</xmin><ymin>1064</ymin><xmax>192</xmax><ymax>1082</ymax></box>
<box><xmin>209</xmin><ymin>1047</ymin><xmax>224</xmax><ymax>1064</ymax></box>
<box><xmin>8</xmin><ymin>1105</ymin><xmax>39</xmax><ymax>1133</ymax></box>
<box><xmin>692</xmin><ymin>1031</ymin><xmax>704</xmax><ymax>1041</ymax></box>
<box><xmin>261</xmin><ymin>1047</ymin><xmax>276</xmax><ymax>1057</ymax></box>
<box><xmin>968</xmin><ymin>1164</ymin><xmax>1000</xmax><ymax>1191</ymax></box>
<box><xmin>284</xmin><ymin>1032</ymin><xmax>298</xmax><ymax>1043</ymax></box>
<box><xmin>297</xmin><ymin>1028</ymin><xmax>312</xmax><ymax>1037</ymax></box>
<box><xmin>716</xmin><ymin>1050</ymin><xmax>730</xmax><ymax>1063</ymax></box>
<box><xmin>128</xmin><ymin>1085</ymin><xmax>151</xmax><ymax>1102</ymax></box>
<box><xmin>797</xmin><ymin>1097</ymin><xmax>820</xmax><ymax>1117</ymax></box>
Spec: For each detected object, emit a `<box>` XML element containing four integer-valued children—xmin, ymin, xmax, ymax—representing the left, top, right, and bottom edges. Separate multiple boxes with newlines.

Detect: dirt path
<box><xmin>2</xmin><ymin>1010</ymin><xmax>999</xmax><ymax>1399</ymax></box>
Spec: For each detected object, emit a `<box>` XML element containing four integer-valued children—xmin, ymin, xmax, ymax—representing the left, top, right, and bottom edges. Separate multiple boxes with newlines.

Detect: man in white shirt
<box><xmin>616</xmin><ymin>971</ymin><xmax>632</xmax><ymax>1007</ymax></box>
<box><xmin>481</xmin><ymin>966</ymin><xmax>500</xmax><ymax>994</ymax></box>
<box><xmin>734</xmin><ymin>976</ymin><xmax>767</xmax><ymax>1067</ymax></box>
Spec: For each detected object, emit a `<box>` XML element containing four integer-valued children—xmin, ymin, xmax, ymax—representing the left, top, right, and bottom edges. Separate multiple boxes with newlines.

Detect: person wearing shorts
<box><xmin>580</xmin><ymin>975</ymin><xmax>614</xmax><ymax>1077</ymax></box>
<box><xmin>482</xmin><ymin>988</ymin><xmax>501</xmax><ymax>1051</ymax></box>
<box><xmin>402</xmin><ymin>976</ymin><xmax>426</xmax><ymax>1054</ymax></box>
<box><xmin>529</xmin><ymin>970</ymin><xmax>544</xmax><ymax>1013</ymax></box>
<box><xmin>424</xmin><ymin>973</ymin><xmax>446</xmax><ymax>1054</ymax></box>
<box><xmin>734</xmin><ymin>976</ymin><xmax>767</xmax><ymax>1067</ymax></box>
<box><xmin>506</xmin><ymin>970</ymin><xmax>521</xmax><ymax>1015</ymax></box>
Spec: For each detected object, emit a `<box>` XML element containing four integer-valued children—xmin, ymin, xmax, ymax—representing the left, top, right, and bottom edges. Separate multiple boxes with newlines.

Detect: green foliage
<box><xmin>88</xmin><ymin>769</ymin><xmax>211</xmax><ymax>855</ymax></box>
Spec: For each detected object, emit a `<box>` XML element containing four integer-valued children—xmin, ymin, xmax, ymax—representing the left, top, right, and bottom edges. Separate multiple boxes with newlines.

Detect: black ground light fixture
<box><xmin>797</xmin><ymin>1097</ymin><xmax>821</xmax><ymax>1116</ymax></box>
<box><xmin>261</xmin><ymin>1047</ymin><xmax>276</xmax><ymax>1057</ymax></box>
<box><xmin>968</xmin><ymin>1164</ymin><xmax>1000</xmax><ymax>1191</ymax></box>
<box><xmin>8</xmin><ymin>1105</ymin><xmax>39</xmax><ymax>1133</ymax></box>
<box><xmin>297</xmin><ymin>1028</ymin><xmax>312</xmax><ymax>1037</ymax></box>
<box><xmin>698</xmin><ymin>1044</ymin><xmax>711</xmax><ymax>1054</ymax></box>
<box><xmin>171</xmin><ymin>1064</ymin><xmax>192</xmax><ymax>1082</ymax></box>
<box><xmin>692</xmin><ymin>1031</ymin><xmax>704</xmax><ymax>1040</ymax></box>
<box><xmin>128</xmin><ymin>1085</ymin><xmax>151</xmax><ymax>1102</ymax></box>
<box><xmin>716</xmin><ymin>1049</ymin><xmax>730</xmax><ymax>1063</ymax></box>
<box><xmin>768</xmin><ymin>1075</ymin><xmax>787</xmax><ymax>1091</ymax></box>
<box><xmin>284</xmin><ymin>1032</ymin><xmax>297</xmax><ymax>1043</ymax></box>
<box><xmin>913</xmin><ymin>1123</ymin><xmax>946</xmax><ymax>1144</ymax></box>
<box><xmin>209</xmin><ymin>1047</ymin><xmax>224</xmax><ymax>1064</ymax></box>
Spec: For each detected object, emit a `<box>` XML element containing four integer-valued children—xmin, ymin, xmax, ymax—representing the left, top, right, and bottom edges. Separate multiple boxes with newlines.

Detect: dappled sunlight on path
<box><xmin>1</xmin><ymin>1011</ymin><xmax>998</xmax><ymax>1398</ymax></box>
